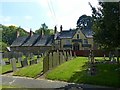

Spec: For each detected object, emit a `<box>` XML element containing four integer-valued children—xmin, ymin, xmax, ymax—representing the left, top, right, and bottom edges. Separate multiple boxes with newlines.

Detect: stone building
<box><xmin>10</xmin><ymin>26</ymin><xmax>96</xmax><ymax>54</ymax></box>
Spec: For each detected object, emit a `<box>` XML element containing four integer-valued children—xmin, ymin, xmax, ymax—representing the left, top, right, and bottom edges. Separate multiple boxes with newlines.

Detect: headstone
<box><xmin>74</xmin><ymin>52</ymin><xmax>76</xmax><ymax>58</ymax></box>
<box><xmin>0</xmin><ymin>59</ymin><xmax>6</xmax><ymax>66</ymax></box>
<box><xmin>63</xmin><ymin>51</ymin><xmax>67</xmax><ymax>61</ymax></box>
<box><xmin>49</xmin><ymin>53</ymin><xmax>53</xmax><ymax>69</ymax></box>
<box><xmin>21</xmin><ymin>58</ymin><xmax>28</xmax><ymax>67</ymax></box>
<box><xmin>67</xmin><ymin>51</ymin><xmax>70</xmax><ymax>61</ymax></box>
<box><xmin>43</xmin><ymin>55</ymin><xmax>49</xmax><ymax>73</ymax></box>
<box><xmin>18</xmin><ymin>57</ymin><xmax>22</xmax><ymax>62</ymax></box>
<box><xmin>56</xmin><ymin>50</ymin><xmax>59</xmax><ymax>65</ymax></box>
<box><xmin>11</xmin><ymin>58</ymin><xmax>17</xmax><ymax>72</ymax></box>
<box><xmin>53</xmin><ymin>52</ymin><xmax>57</xmax><ymax>67</ymax></box>
<box><xmin>59</xmin><ymin>52</ymin><xmax>64</xmax><ymax>64</ymax></box>
<box><xmin>70</xmin><ymin>50</ymin><xmax>73</xmax><ymax>60</ymax></box>
<box><xmin>30</xmin><ymin>60</ymin><xmax>37</xmax><ymax>65</ymax></box>
<box><xmin>37</xmin><ymin>57</ymin><xmax>40</xmax><ymax>63</ymax></box>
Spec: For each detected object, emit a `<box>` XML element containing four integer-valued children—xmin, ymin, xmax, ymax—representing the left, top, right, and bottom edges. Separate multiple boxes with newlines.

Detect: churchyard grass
<box><xmin>13</xmin><ymin>58</ymin><xmax>43</xmax><ymax>78</ymax></box>
<box><xmin>46</xmin><ymin>57</ymin><xmax>120</xmax><ymax>87</ymax></box>
<box><xmin>0</xmin><ymin>63</ymin><xmax>21</xmax><ymax>74</ymax></box>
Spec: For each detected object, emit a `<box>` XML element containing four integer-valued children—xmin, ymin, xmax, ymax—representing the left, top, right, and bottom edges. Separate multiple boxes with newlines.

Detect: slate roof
<box><xmin>34</xmin><ymin>35</ymin><xmax>54</xmax><ymax>46</ymax></box>
<box><xmin>22</xmin><ymin>35</ymin><xmax>40</xmax><ymax>46</ymax></box>
<box><xmin>81</xmin><ymin>29</ymin><xmax>93</xmax><ymax>38</ymax></box>
<box><xmin>11</xmin><ymin>34</ymin><xmax>54</xmax><ymax>47</ymax></box>
<box><xmin>56</xmin><ymin>29</ymin><xmax>77</xmax><ymax>39</ymax></box>
<box><xmin>11</xmin><ymin>36</ymin><xmax>28</xmax><ymax>46</ymax></box>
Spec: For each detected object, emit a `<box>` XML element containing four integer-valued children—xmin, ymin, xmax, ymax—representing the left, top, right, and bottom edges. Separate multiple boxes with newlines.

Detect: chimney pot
<box><xmin>60</xmin><ymin>25</ymin><xmax>63</xmax><ymax>32</ymax></box>
<box><xmin>54</xmin><ymin>26</ymin><xmax>57</xmax><ymax>34</ymax></box>
<box><xmin>16</xmin><ymin>30</ymin><xmax>20</xmax><ymax>38</ymax></box>
<box><xmin>30</xmin><ymin>28</ymin><xmax>33</xmax><ymax>37</ymax></box>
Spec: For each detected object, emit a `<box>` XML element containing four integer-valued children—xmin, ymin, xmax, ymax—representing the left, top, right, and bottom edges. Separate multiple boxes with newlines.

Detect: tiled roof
<box><xmin>11</xmin><ymin>36</ymin><xmax>28</xmax><ymax>46</ymax></box>
<box><xmin>22</xmin><ymin>35</ymin><xmax>40</xmax><ymax>46</ymax></box>
<box><xmin>57</xmin><ymin>29</ymin><xmax>77</xmax><ymax>39</ymax></box>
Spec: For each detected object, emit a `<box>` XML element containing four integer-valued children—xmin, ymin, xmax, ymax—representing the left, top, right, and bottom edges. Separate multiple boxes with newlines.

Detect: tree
<box><xmin>2</xmin><ymin>25</ymin><xmax>28</xmax><ymax>45</ymax></box>
<box><xmin>35</xmin><ymin>23</ymin><xmax>53</xmax><ymax>35</ymax></box>
<box><xmin>90</xmin><ymin>2</ymin><xmax>120</xmax><ymax>62</ymax></box>
<box><xmin>77</xmin><ymin>14</ymin><xmax>93</xmax><ymax>30</ymax></box>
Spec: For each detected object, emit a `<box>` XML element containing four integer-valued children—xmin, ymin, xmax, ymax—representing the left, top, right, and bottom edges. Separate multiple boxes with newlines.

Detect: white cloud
<box><xmin>24</xmin><ymin>16</ymin><xmax>32</xmax><ymax>20</ymax></box>
<box><xmin>0</xmin><ymin>16</ymin><xmax>11</xmax><ymax>23</ymax></box>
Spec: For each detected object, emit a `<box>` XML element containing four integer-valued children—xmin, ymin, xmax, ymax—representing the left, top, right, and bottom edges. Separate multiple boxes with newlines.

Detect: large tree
<box><xmin>2</xmin><ymin>25</ymin><xmax>28</xmax><ymax>45</ymax></box>
<box><xmin>35</xmin><ymin>23</ymin><xmax>54</xmax><ymax>35</ymax></box>
<box><xmin>90</xmin><ymin>2</ymin><xmax>120</xmax><ymax>62</ymax></box>
<box><xmin>77</xmin><ymin>14</ymin><xmax>93</xmax><ymax>30</ymax></box>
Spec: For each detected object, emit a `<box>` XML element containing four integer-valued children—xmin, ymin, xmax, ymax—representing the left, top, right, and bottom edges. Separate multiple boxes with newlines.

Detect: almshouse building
<box><xmin>10</xmin><ymin>26</ymin><xmax>96</xmax><ymax>54</ymax></box>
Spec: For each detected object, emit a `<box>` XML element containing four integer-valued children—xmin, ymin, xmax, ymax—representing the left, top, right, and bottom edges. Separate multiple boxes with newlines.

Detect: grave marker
<box><xmin>49</xmin><ymin>53</ymin><xmax>53</xmax><ymax>69</ymax></box>
<box><xmin>11</xmin><ymin>58</ymin><xmax>17</xmax><ymax>72</ymax></box>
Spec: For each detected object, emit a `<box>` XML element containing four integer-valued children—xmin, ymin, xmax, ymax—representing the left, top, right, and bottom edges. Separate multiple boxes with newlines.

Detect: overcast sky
<box><xmin>0</xmin><ymin>0</ymin><xmax>99</xmax><ymax>32</ymax></box>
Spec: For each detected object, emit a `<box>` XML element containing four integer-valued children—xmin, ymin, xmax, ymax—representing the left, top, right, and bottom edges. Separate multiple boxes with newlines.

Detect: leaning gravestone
<box><xmin>67</xmin><ymin>51</ymin><xmax>70</xmax><ymax>61</ymax></box>
<box><xmin>63</xmin><ymin>51</ymin><xmax>67</xmax><ymax>61</ymax></box>
<box><xmin>11</xmin><ymin>58</ymin><xmax>17</xmax><ymax>72</ymax></box>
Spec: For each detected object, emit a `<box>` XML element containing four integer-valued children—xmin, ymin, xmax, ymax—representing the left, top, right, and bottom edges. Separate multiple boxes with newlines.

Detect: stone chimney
<box><xmin>60</xmin><ymin>25</ymin><xmax>63</xmax><ymax>32</ymax></box>
<box><xmin>29</xmin><ymin>28</ymin><xmax>33</xmax><ymax>37</ymax></box>
<box><xmin>54</xmin><ymin>26</ymin><xmax>57</xmax><ymax>34</ymax></box>
<box><xmin>16</xmin><ymin>30</ymin><xmax>20</xmax><ymax>38</ymax></box>
<box><xmin>40</xmin><ymin>30</ymin><xmax>44</xmax><ymax>38</ymax></box>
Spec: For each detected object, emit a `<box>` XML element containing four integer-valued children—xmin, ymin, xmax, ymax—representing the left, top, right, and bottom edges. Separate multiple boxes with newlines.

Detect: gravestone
<box><xmin>37</xmin><ymin>57</ymin><xmax>40</xmax><ymax>63</ymax></box>
<box><xmin>70</xmin><ymin>50</ymin><xmax>73</xmax><ymax>60</ymax></box>
<box><xmin>63</xmin><ymin>51</ymin><xmax>67</xmax><ymax>61</ymax></box>
<box><xmin>74</xmin><ymin>52</ymin><xmax>76</xmax><ymax>58</ymax></box>
<box><xmin>59</xmin><ymin>52</ymin><xmax>64</xmax><ymax>64</ymax></box>
<box><xmin>11</xmin><ymin>58</ymin><xmax>17</xmax><ymax>72</ymax></box>
<box><xmin>21</xmin><ymin>58</ymin><xmax>28</xmax><ymax>67</ymax></box>
<box><xmin>30</xmin><ymin>60</ymin><xmax>37</xmax><ymax>65</ymax></box>
<box><xmin>49</xmin><ymin>53</ymin><xmax>53</xmax><ymax>69</ymax></box>
<box><xmin>56</xmin><ymin>50</ymin><xmax>59</xmax><ymax>66</ymax></box>
<box><xmin>43</xmin><ymin>55</ymin><xmax>49</xmax><ymax>73</ymax></box>
<box><xmin>0</xmin><ymin>59</ymin><xmax>6</xmax><ymax>66</ymax></box>
<box><xmin>67</xmin><ymin>51</ymin><xmax>70</xmax><ymax>61</ymax></box>
<box><xmin>53</xmin><ymin>52</ymin><xmax>57</xmax><ymax>67</ymax></box>
<box><xmin>18</xmin><ymin>57</ymin><xmax>22</xmax><ymax>62</ymax></box>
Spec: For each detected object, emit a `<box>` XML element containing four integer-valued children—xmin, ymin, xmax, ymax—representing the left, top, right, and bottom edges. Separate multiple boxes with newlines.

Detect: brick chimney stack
<box><xmin>54</xmin><ymin>26</ymin><xmax>57</xmax><ymax>34</ymax></box>
<box><xmin>29</xmin><ymin>28</ymin><xmax>33</xmax><ymax>37</ymax></box>
<box><xmin>60</xmin><ymin>25</ymin><xmax>63</xmax><ymax>32</ymax></box>
<box><xmin>16</xmin><ymin>30</ymin><xmax>20</xmax><ymax>38</ymax></box>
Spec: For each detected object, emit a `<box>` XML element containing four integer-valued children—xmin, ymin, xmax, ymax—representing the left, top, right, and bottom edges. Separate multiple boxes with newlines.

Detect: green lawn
<box><xmin>46</xmin><ymin>57</ymin><xmax>120</xmax><ymax>87</ymax></box>
<box><xmin>13</xmin><ymin>58</ymin><xmax>43</xmax><ymax>78</ymax></box>
<box><xmin>0</xmin><ymin>63</ymin><xmax>21</xmax><ymax>74</ymax></box>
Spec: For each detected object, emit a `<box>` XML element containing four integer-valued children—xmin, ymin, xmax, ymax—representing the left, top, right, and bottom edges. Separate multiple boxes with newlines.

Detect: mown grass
<box><xmin>13</xmin><ymin>58</ymin><xmax>43</xmax><ymax>78</ymax></box>
<box><xmin>46</xmin><ymin>57</ymin><xmax>120</xmax><ymax>87</ymax></box>
<box><xmin>0</xmin><ymin>63</ymin><xmax>21</xmax><ymax>74</ymax></box>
